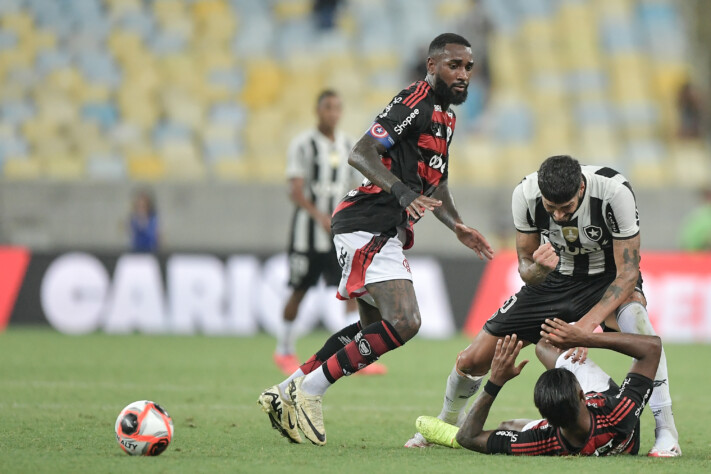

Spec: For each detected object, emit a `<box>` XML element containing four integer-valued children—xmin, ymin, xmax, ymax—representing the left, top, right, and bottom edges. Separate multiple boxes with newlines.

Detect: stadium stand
<box><xmin>0</xmin><ymin>0</ymin><xmax>708</xmax><ymax>186</ymax></box>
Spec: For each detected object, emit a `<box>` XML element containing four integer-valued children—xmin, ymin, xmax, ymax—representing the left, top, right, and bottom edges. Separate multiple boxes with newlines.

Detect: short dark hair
<box><xmin>428</xmin><ymin>33</ymin><xmax>471</xmax><ymax>57</ymax></box>
<box><xmin>316</xmin><ymin>89</ymin><xmax>338</xmax><ymax>107</ymax></box>
<box><xmin>537</xmin><ymin>155</ymin><xmax>582</xmax><ymax>203</ymax></box>
<box><xmin>534</xmin><ymin>368</ymin><xmax>581</xmax><ymax>429</ymax></box>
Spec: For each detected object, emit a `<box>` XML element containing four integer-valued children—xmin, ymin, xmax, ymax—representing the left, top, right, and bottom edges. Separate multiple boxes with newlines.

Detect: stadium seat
<box><xmin>45</xmin><ymin>156</ymin><xmax>85</xmax><ymax>180</ymax></box>
<box><xmin>128</xmin><ymin>154</ymin><xmax>166</xmax><ymax>181</ymax></box>
<box><xmin>0</xmin><ymin>0</ymin><xmax>707</xmax><ymax>187</ymax></box>
<box><xmin>3</xmin><ymin>157</ymin><xmax>42</xmax><ymax>179</ymax></box>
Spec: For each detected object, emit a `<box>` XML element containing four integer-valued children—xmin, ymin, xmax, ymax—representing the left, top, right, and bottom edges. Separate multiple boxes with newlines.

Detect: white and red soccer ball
<box><xmin>115</xmin><ymin>400</ymin><xmax>174</xmax><ymax>456</ymax></box>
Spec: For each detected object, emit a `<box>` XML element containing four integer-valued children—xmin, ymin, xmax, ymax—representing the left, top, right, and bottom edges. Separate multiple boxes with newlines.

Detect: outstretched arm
<box><xmin>540</xmin><ymin>318</ymin><xmax>661</xmax><ymax>380</ymax></box>
<box><xmin>576</xmin><ymin>235</ymin><xmax>641</xmax><ymax>332</ymax></box>
<box><xmin>431</xmin><ymin>182</ymin><xmax>494</xmax><ymax>261</ymax></box>
<box><xmin>456</xmin><ymin>335</ymin><xmax>529</xmax><ymax>452</ymax></box>
<box><xmin>349</xmin><ymin>135</ymin><xmax>442</xmax><ymax>218</ymax></box>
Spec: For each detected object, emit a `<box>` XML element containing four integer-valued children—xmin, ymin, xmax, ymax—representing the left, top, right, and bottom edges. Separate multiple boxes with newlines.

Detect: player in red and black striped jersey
<box><xmin>331</xmin><ymin>76</ymin><xmax>459</xmax><ymax>248</ymax></box>
<box><xmin>438</xmin><ymin>319</ymin><xmax>660</xmax><ymax>456</ymax></box>
<box><xmin>258</xmin><ymin>33</ymin><xmax>493</xmax><ymax>447</ymax></box>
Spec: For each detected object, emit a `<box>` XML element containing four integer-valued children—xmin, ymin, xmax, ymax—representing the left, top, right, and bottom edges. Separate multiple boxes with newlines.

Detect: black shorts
<box><xmin>287</xmin><ymin>248</ymin><xmax>341</xmax><ymax>290</ymax></box>
<box><xmin>483</xmin><ymin>272</ymin><xmax>644</xmax><ymax>344</ymax></box>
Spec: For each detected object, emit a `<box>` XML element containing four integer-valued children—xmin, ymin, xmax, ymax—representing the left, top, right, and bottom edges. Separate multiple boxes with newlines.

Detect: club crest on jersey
<box><xmin>583</xmin><ymin>225</ymin><xmax>603</xmax><ymax>241</ymax></box>
<box><xmin>562</xmin><ymin>227</ymin><xmax>579</xmax><ymax>242</ymax></box>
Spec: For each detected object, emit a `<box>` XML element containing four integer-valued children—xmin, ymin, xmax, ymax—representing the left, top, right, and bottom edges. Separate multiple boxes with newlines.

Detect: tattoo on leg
<box><xmin>365</xmin><ymin>279</ymin><xmax>421</xmax><ymax>342</ymax></box>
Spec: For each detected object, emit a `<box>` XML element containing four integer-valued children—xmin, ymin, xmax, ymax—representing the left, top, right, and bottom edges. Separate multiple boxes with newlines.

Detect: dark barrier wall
<box><xmin>4</xmin><ymin>247</ymin><xmax>710</xmax><ymax>342</ymax></box>
<box><xmin>2</xmin><ymin>247</ymin><xmax>487</xmax><ymax>338</ymax></box>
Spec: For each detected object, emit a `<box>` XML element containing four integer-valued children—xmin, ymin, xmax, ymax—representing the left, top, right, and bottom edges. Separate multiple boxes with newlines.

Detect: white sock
<box><xmin>300</xmin><ymin>367</ymin><xmax>331</xmax><ymax>396</ymax></box>
<box><xmin>616</xmin><ymin>302</ymin><xmax>678</xmax><ymax>442</ymax></box>
<box><xmin>437</xmin><ymin>363</ymin><xmax>484</xmax><ymax>426</ymax></box>
<box><xmin>278</xmin><ymin>369</ymin><xmax>305</xmax><ymax>401</ymax></box>
<box><xmin>276</xmin><ymin>320</ymin><xmax>296</xmax><ymax>355</ymax></box>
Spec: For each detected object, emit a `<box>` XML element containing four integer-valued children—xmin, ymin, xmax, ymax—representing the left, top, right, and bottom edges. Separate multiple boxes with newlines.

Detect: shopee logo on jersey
<box><xmin>394</xmin><ymin>109</ymin><xmax>419</xmax><ymax>135</ymax></box>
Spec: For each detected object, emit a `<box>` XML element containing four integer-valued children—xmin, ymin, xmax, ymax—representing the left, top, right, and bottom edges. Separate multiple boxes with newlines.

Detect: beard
<box><xmin>433</xmin><ymin>75</ymin><xmax>468</xmax><ymax>105</ymax></box>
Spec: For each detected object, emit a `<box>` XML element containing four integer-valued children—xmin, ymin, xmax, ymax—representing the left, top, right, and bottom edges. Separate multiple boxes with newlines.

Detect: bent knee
<box><xmin>456</xmin><ymin>346</ymin><xmax>492</xmax><ymax>377</ymax></box>
<box><xmin>388</xmin><ymin>310</ymin><xmax>421</xmax><ymax>343</ymax></box>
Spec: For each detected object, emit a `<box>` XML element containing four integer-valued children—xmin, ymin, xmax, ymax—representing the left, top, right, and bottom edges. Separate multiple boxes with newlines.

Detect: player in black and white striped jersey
<box><xmin>411</xmin><ymin>155</ymin><xmax>681</xmax><ymax>457</ymax></box>
<box><xmin>276</xmin><ymin>90</ymin><xmax>386</xmax><ymax>376</ymax></box>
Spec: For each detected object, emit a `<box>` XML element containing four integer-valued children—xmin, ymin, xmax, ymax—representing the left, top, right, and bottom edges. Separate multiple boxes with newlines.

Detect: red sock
<box><xmin>322</xmin><ymin>320</ymin><xmax>404</xmax><ymax>383</ymax></box>
<box><xmin>298</xmin><ymin>321</ymin><xmax>363</xmax><ymax>374</ymax></box>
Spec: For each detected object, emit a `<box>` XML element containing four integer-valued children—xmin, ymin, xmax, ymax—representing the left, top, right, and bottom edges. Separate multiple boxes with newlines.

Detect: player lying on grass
<box><xmin>417</xmin><ymin>319</ymin><xmax>661</xmax><ymax>456</ymax></box>
<box><xmin>407</xmin><ymin>156</ymin><xmax>680</xmax><ymax>457</ymax></box>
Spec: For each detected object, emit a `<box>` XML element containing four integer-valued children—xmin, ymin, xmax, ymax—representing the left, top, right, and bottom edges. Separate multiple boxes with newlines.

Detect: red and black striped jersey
<box><xmin>331</xmin><ymin>80</ymin><xmax>456</xmax><ymax>249</ymax></box>
<box><xmin>486</xmin><ymin>373</ymin><xmax>653</xmax><ymax>456</ymax></box>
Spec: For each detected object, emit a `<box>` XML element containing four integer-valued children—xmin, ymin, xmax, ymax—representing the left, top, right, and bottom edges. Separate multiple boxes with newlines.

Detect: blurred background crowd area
<box><xmin>0</xmin><ymin>0</ymin><xmax>710</xmax><ymax>253</ymax></box>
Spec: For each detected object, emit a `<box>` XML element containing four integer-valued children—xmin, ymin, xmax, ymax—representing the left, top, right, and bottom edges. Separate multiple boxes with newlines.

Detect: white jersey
<box><xmin>286</xmin><ymin>129</ymin><xmax>359</xmax><ymax>253</ymax></box>
<box><xmin>512</xmin><ymin>166</ymin><xmax>639</xmax><ymax>277</ymax></box>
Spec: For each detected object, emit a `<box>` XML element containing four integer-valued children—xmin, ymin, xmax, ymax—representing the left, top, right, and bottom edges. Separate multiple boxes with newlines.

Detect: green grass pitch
<box><xmin>1</xmin><ymin>328</ymin><xmax>709</xmax><ymax>473</ymax></box>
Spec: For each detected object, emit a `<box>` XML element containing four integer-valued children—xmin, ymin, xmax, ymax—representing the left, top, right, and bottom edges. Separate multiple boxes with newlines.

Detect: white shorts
<box><xmin>333</xmin><ymin>230</ymin><xmax>412</xmax><ymax>307</ymax></box>
<box><xmin>555</xmin><ymin>352</ymin><xmax>611</xmax><ymax>393</ymax></box>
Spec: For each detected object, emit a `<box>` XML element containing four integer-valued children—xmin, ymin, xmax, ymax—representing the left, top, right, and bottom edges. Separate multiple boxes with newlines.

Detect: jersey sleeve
<box><xmin>605</xmin><ymin>184</ymin><xmax>639</xmax><ymax>239</ymax></box>
<box><xmin>512</xmin><ymin>181</ymin><xmax>537</xmax><ymax>233</ymax></box>
<box><xmin>368</xmin><ymin>91</ymin><xmax>429</xmax><ymax>150</ymax></box>
<box><xmin>487</xmin><ymin>426</ymin><xmax>564</xmax><ymax>456</ymax></box>
<box><xmin>606</xmin><ymin>373</ymin><xmax>653</xmax><ymax>434</ymax></box>
<box><xmin>285</xmin><ymin>136</ymin><xmax>308</xmax><ymax>179</ymax></box>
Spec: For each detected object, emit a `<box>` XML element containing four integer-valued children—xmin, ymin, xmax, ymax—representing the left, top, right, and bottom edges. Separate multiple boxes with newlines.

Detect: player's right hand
<box><xmin>532</xmin><ymin>242</ymin><xmax>559</xmax><ymax>272</ymax></box>
<box><xmin>406</xmin><ymin>195</ymin><xmax>442</xmax><ymax>218</ymax></box>
<box><xmin>489</xmin><ymin>334</ymin><xmax>529</xmax><ymax>386</ymax></box>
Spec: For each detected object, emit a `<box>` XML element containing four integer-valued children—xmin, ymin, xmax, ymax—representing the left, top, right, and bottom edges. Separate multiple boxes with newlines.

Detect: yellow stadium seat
<box><xmin>669</xmin><ymin>141</ymin><xmax>711</xmax><ymax>187</ymax></box>
<box><xmin>0</xmin><ymin>11</ymin><xmax>34</xmax><ymax>34</ymax></box>
<box><xmin>436</xmin><ymin>0</ymin><xmax>471</xmax><ymax>20</ymax></box>
<box><xmin>652</xmin><ymin>63</ymin><xmax>688</xmax><ymax>103</ymax></box>
<box><xmin>273</xmin><ymin>0</ymin><xmax>311</xmax><ymax>21</ymax></box>
<box><xmin>154</xmin><ymin>0</ymin><xmax>189</xmax><ymax>24</ymax></box>
<box><xmin>44</xmin><ymin>156</ymin><xmax>85</xmax><ymax>180</ymax></box>
<box><xmin>0</xmin><ymin>47</ymin><xmax>33</xmax><ymax>69</ymax></box>
<box><xmin>212</xmin><ymin>159</ymin><xmax>249</xmax><ymax>181</ymax></box>
<box><xmin>241</xmin><ymin>59</ymin><xmax>283</xmax><ymax>108</ymax></box>
<box><xmin>128</xmin><ymin>154</ymin><xmax>166</xmax><ymax>180</ymax></box>
<box><xmin>3</xmin><ymin>158</ymin><xmax>42</xmax><ymax>180</ymax></box>
<box><xmin>450</xmin><ymin>136</ymin><xmax>501</xmax><ymax>186</ymax></box>
<box><xmin>118</xmin><ymin>97</ymin><xmax>159</xmax><ymax>131</ymax></box>
<box><xmin>252</xmin><ymin>154</ymin><xmax>286</xmax><ymax>184</ymax></box>
<box><xmin>596</xmin><ymin>0</ymin><xmax>635</xmax><ymax>18</ymax></box>
<box><xmin>105</xmin><ymin>0</ymin><xmax>142</xmax><ymax>16</ymax></box>
<box><xmin>107</xmin><ymin>30</ymin><xmax>144</xmax><ymax>59</ymax></box>
<box><xmin>629</xmin><ymin>161</ymin><xmax>667</xmax><ymax>188</ymax></box>
<box><xmin>30</xmin><ymin>29</ymin><xmax>57</xmax><ymax>51</ymax></box>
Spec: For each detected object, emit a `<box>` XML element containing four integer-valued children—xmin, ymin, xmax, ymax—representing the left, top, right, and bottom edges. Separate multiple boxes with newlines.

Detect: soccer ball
<box><xmin>115</xmin><ymin>400</ymin><xmax>174</xmax><ymax>456</ymax></box>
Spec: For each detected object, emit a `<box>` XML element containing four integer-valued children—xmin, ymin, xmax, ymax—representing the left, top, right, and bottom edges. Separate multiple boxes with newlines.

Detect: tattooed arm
<box><xmin>576</xmin><ymin>234</ymin><xmax>641</xmax><ymax>332</ymax></box>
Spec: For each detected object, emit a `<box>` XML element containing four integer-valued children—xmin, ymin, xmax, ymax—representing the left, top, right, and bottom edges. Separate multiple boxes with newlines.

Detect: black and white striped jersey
<box><xmin>512</xmin><ymin>166</ymin><xmax>639</xmax><ymax>277</ymax></box>
<box><xmin>286</xmin><ymin>129</ymin><xmax>359</xmax><ymax>253</ymax></box>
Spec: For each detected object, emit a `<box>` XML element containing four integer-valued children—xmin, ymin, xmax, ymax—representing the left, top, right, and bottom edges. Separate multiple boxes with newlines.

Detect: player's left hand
<box><xmin>563</xmin><ymin>346</ymin><xmax>588</xmax><ymax>364</ymax></box>
<box><xmin>540</xmin><ymin>318</ymin><xmax>590</xmax><ymax>353</ymax></box>
<box><xmin>489</xmin><ymin>334</ymin><xmax>529</xmax><ymax>386</ymax></box>
<box><xmin>454</xmin><ymin>223</ymin><xmax>494</xmax><ymax>261</ymax></box>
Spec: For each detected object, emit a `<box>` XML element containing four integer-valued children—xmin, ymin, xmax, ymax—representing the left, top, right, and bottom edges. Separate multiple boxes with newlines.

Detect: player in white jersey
<box><xmin>406</xmin><ymin>155</ymin><xmax>681</xmax><ymax>457</ymax></box>
<box><xmin>277</xmin><ymin>90</ymin><xmax>386</xmax><ymax>376</ymax></box>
